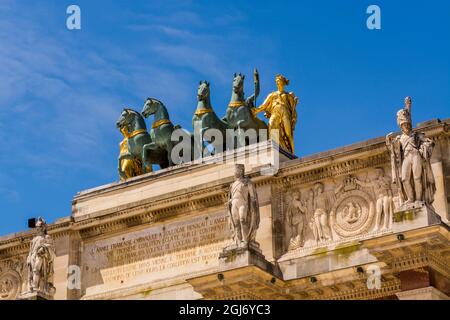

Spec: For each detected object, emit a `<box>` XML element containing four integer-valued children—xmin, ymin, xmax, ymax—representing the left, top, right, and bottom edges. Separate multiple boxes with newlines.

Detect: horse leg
<box><xmin>166</xmin><ymin>139</ymin><xmax>175</xmax><ymax>167</ymax></box>
<box><xmin>118</xmin><ymin>153</ymin><xmax>132</xmax><ymax>180</ymax></box>
<box><xmin>141</xmin><ymin>143</ymin><xmax>158</xmax><ymax>173</ymax></box>
<box><xmin>191</xmin><ymin>135</ymin><xmax>196</xmax><ymax>161</ymax></box>
<box><xmin>193</xmin><ymin>127</ymin><xmax>207</xmax><ymax>159</ymax></box>
<box><xmin>158</xmin><ymin>152</ymin><xmax>170</xmax><ymax>169</ymax></box>
<box><xmin>118</xmin><ymin>155</ymin><xmax>127</xmax><ymax>180</ymax></box>
<box><xmin>255</xmin><ymin>118</ymin><xmax>268</xmax><ymax>142</ymax></box>
<box><xmin>236</xmin><ymin>117</ymin><xmax>252</xmax><ymax>148</ymax></box>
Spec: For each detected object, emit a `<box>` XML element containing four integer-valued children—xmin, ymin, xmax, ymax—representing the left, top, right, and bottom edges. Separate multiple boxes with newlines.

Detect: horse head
<box><xmin>232</xmin><ymin>73</ymin><xmax>245</xmax><ymax>95</ymax></box>
<box><xmin>197</xmin><ymin>80</ymin><xmax>210</xmax><ymax>102</ymax></box>
<box><xmin>142</xmin><ymin>98</ymin><xmax>163</xmax><ymax>118</ymax></box>
<box><xmin>116</xmin><ymin>109</ymin><xmax>133</xmax><ymax>129</ymax></box>
<box><xmin>116</xmin><ymin>108</ymin><xmax>145</xmax><ymax>132</ymax></box>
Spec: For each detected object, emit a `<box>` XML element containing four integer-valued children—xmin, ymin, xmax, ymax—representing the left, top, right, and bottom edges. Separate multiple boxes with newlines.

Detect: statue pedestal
<box><xmin>392</xmin><ymin>202</ymin><xmax>441</xmax><ymax>233</ymax></box>
<box><xmin>18</xmin><ymin>291</ymin><xmax>54</xmax><ymax>300</ymax></box>
<box><xmin>218</xmin><ymin>241</ymin><xmax>281</xmax><ymax>278</ymax></box>
<box><xmin>187</xmin><ymin>242</ymin><xmax>285</xmax><ymax>300</ymax></box>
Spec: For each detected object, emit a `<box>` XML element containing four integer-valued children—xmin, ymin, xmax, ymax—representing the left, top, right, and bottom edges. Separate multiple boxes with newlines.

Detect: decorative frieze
<box><xmin>279</xmin><ymin>166</ymin><xmax>397</xmax><ymax>255</ymax></box>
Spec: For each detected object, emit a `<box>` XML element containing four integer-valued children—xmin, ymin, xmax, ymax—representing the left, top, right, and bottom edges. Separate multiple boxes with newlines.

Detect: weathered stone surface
<box><xmin>18</xmin><ymin>290</ymin><xmax>54</xmax><ymax>300</ymax></box>
<box><xmin>392</xmin><ymin>203</ymin><xmax>441</xmax><ymax>233</ymax></box>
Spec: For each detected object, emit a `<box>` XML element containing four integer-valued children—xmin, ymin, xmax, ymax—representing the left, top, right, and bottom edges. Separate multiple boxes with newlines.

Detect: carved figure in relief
<box><xmin>286</xmin><ymin>192</ymin><xmax>308</xmax><ymax>249</ymax></box>
<box><xmin>342</xmin><ymin>202</ymin><xmax>361</xmax><ymax>224</ymax></box>
<box><xmin>305</xmin><ymin>189</ymin><xmax>315</xmax><ymax>221</ymax></box>
<box><xmin>0</xmin><ymin>278</ymin><xmax>14</xmax><ymax>299</ymax></box>
<box><xmin>355</xmin><ymin>168</ymin><xmax>394</xmax><ymax>230</ymax></box>
<box><xmin>227</xmin><ymin>164</ymin><xmax>260</xmax><ymax>246</ymax></box>
<box><xmin>309</xmin><ymin>183</ymin><xmax>333</xmax><ymax>242</ymax></box>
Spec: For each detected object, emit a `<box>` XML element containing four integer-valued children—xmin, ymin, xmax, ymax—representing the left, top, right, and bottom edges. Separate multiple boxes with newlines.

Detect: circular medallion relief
<box><xmin>0</xmin><ymin>271</ymin><xmax>21</xmax><ymax>300</ymax></box>
<box><xmin>330</xmin><ymin>190</ymin><xmax>375</xmax><ymax>238</ymax></box>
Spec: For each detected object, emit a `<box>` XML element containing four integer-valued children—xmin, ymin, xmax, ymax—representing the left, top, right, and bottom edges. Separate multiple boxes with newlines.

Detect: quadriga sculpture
<box><xmin>116</xmin><ymin>71</ymin><xmax>302</xmax><ymax>179</ymax></box>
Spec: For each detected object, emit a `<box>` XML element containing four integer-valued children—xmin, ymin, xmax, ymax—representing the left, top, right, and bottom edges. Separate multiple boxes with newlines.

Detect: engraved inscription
<box><xmin>82</xmin><ymin>212</ymin><xmax>229</xmax><ymax>289</ymax></box>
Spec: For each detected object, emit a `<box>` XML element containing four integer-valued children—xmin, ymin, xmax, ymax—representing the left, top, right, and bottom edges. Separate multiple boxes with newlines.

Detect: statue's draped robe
<box><xmin>228</xmin><ymin>177</ymin><xmax>260</xmax><ymax>243</ymax></box>
<box><xmin>257</xmin><ymin>90</ymin><xmax>298</xmax><ymax>153</ymax></box>
<box><xmin>27</xmin><ymin>234</ymin><xmax>56</xmax><ymax>292</ymax></box>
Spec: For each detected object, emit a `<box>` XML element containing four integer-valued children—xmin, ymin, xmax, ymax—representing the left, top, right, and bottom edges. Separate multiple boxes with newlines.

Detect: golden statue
<box><xmin>252</xmin><ymin>74</ymin><xmax>298</xmax><ymax>153</ymax></box>
<box><xmin>119</xmin><ymin>126</ymin><xmax>145</xmax><ymax>180</ymax></box>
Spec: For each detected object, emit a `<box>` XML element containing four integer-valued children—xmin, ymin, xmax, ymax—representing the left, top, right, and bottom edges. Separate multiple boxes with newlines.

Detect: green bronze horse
<box><xmin>192</xmin><ymin>81</ymin><xmax>231</xmax><ymax>155</ymax></box>
<box><xmin>141</xmin><ymin>98</ymin><xmax>193</xmax><ymax>169</ymax></box>
<box><xmin>116</xmin><ymin>109</ymin><xmax>152</xmax><ymax>180</ymax></box>
<box><xmin>224</xmin><ymin>69</ymin><xmax>268</xmax><ymax>147</ymax></box>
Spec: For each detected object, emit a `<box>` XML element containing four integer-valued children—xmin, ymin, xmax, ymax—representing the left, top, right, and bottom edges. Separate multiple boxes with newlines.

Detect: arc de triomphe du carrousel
<box><xmin>1</xmin><ymin>73</ymin><xmax>449</xmax><ymax>300</ymax></box>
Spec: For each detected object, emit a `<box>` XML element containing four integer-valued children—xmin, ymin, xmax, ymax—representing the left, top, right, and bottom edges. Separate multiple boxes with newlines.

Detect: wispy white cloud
<box><xmin>0</xmin><ymin>1</ymin><xmax>276</xmax><ymax>195</ymax></box>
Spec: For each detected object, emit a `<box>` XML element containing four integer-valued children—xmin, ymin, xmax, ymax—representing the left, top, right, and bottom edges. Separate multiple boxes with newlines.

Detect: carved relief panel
<box><xmin>283</xmin><ymin>182</ymin><xmax>335</xmax><ymax>250</ymax></box>
<box><xmin>282</xmin><ymin>166</ymin><xmax>397</xmax><ymax>253</ymax></box>
<box><xmin>330</xmin><ymin>176</ymin><xmax>376</xmax><ymax>238</ymax></box>
<box><xmin>0</xmin><ymin>258</ymin><xmax>25</xmax><ymax>300</ymax></box>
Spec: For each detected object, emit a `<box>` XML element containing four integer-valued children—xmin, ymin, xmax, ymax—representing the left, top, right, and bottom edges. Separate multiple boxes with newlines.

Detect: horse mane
<box><xmin>146</xmin><ymin>97</ymin><xmax>161</xmax><ymax>104</ymax></box>
<box><xmin>124</xmin><ymin>108</ymin><xmax>141</xmax><ymax>116</ymax></box>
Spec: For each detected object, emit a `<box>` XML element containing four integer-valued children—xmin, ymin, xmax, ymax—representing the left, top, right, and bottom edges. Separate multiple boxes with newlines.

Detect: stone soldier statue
<box><xmin>386</xmin><ymin>97</ymin><xmax>436</xmax><ymax>207</ymax></box>
<box><xmin>26</xmin><ymin>217</ymin><xmax>56</xmax><ymax>297</ymax></box>
<box><xmin>227</xmin><ymin>164</ymin><xmax>260</xmax><ymax>246</ymax></box>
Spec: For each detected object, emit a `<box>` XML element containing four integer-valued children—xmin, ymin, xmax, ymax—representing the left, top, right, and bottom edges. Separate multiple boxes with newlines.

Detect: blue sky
<box><xmin>0</xmin><ymin>0</ymin><xmax>449</xmax><ymax>235</ymax></box>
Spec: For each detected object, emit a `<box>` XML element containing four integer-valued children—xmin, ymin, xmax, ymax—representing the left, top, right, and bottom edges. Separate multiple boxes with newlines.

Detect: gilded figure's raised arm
<box><xmin>253</xmin><ymin>92</ymin><xmax>274</xmax><ymax>115</ymax></box>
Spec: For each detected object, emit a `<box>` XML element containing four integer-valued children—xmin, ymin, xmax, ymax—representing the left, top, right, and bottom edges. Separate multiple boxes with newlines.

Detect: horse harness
<box><xmin>194</xmin><ymin>108</ymin><xmax>214</xmax><ymax>117</ymax></box>
<box><xmin>127</xmin><ymin>129</ymin><xmax>147</xmax><ymax>139</ymax></box>
<box><xmin>228</xmin><ymin>101</ymin><xmax>246</xmax><ymax>108</ymax></box>
<box><xmin>152</xmin><ymin>119</ymin><xmax>172</xmax><ymax>129</ymax></box>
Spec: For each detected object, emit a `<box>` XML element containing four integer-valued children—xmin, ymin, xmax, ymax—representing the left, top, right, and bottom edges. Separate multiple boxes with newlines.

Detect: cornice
<box><xmin>0</xmin><ymin>221</ymin><xmax>72</xmax><ymax>258</ymax></box>
<box><xmin>76</xmin><ymin>190</ymin><xmax>229</xmax><ymax>239</ymax></box>
<box><xmin>328</xmin><ymin>279</ymin><xmax>401</xmax><ymax>300</ymax></box>
<box><xmin>278</xmin><ymin>153</ymin><xmax>389</xmax><ymax>188</ymax></box>
<box><xmin>277</xmin><ymin>118</ymin><xmax>449</xmax><ymax>181</ymax></box>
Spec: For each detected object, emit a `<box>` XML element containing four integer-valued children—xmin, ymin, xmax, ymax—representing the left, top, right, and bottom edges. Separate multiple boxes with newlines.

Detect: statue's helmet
<box><xmin>35</xmin><ymin>217</ymin><xmax>47</xmax><ymax>234</ymax></box>
<box><xmin>234</xmin><ymin>164</ymin><xmax>245</xmax><ymax>177</ymax></box>
<box><xmin>396</xmin><ymin>108</ymin><xmax>411</xmax><ymax>127</ymax></box>
<box><xmin>404</xmin><ymin>96</ymin><xmax>412</xmax><ymax>106</ymax></box>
